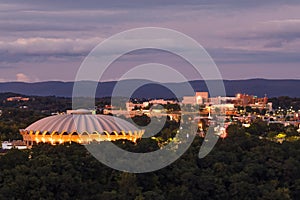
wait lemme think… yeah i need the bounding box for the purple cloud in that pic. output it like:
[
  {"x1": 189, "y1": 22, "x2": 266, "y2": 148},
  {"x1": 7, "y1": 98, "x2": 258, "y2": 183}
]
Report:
[{"x1": 0, "y1": 0, "x2": 300, "y2": 81}]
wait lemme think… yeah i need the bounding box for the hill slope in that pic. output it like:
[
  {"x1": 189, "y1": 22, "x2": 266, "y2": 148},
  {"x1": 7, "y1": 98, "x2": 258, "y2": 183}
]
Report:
[{"x1": 0, "y1": 79, "x2": 299, "y2": 98}]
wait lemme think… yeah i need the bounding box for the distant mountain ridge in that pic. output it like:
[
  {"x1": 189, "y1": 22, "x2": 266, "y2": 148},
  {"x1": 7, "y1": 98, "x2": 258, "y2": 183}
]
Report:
[{"x1": 0, "y1": 79, "x2": 299, "y2": 98}]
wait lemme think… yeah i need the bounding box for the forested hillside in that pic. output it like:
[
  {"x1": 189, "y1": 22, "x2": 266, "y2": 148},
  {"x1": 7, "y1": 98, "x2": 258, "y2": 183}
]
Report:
[{"x1": 0, "y1": 130, "x2": 299, "y2": 200}]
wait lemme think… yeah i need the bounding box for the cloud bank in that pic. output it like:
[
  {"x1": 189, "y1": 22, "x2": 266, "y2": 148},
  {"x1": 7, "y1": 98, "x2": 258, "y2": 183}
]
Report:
[{"x1": 0, "y1": 0, "x2": 299, "y2": 81}]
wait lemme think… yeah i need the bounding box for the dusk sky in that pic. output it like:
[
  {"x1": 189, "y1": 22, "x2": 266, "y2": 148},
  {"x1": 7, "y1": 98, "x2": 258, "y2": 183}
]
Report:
[{"x1": 1, "y1": 0, "x2": 300, "y2": 82}]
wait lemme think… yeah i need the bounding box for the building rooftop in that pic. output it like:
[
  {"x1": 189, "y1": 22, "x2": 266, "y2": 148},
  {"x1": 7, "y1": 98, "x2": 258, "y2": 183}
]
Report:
[{"x1": 24, "y1": 114, "x2": 140, "y2": 134}]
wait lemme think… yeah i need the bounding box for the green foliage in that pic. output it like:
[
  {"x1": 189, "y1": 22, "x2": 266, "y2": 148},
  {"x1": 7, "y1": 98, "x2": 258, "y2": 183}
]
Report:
[
  {"x1": 269, "y1": 123, "x2": 285, "y2": 133},
  {"x1": 163, "y1": 103, "x2": 180, "y2": 112},
  {"x1": 131, "y1": 114, "x2": 151, "y2": 126},
  {"x1": 245, "y1": 118, "x2": 268, "y2": 136},
  {"x1": 0, "y1": 108, "x2": 46, "y2": 140},
  {"x1": 0, "y1": 132, "x2": 299, "y2": 199},
  {"x1": 270, "y1": 96, "x2": 300, "y2": 110},
  {"x1": 0, "y1": 93, "x2": 73, "y2": 140},
  {"x1": 1, "y1": 93, "x2": 300, "y2": 199}
]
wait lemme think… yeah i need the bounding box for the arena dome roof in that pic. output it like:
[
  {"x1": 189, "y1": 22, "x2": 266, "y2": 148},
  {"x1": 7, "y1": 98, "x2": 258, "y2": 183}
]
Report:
[{"x1": 25, "y1": 114, "x2": 139, "y2": 133}]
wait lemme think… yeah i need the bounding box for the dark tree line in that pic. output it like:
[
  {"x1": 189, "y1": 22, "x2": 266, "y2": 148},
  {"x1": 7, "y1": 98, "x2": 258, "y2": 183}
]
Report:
[
  {"x1": 0, "y1": 129, "x2": 300, "y2": 199},
  {"x1": 269, "y1": 96, "x2": 300, "y2": 110}
]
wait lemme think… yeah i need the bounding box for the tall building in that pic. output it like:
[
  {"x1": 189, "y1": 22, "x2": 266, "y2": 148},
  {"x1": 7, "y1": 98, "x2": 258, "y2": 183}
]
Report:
[
  {"x1": 196, "y1": 92, "x2": 208, "y2": 104},
  {"x1": 182, "y1": 91, "x2": 209, "y2": 105}
]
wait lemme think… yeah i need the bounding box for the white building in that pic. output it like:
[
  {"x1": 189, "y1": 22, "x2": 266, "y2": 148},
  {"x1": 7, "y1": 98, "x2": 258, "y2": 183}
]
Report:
[
  {"x1": 182, "y1": 92, "x2": 209, "y2": 105},
  {"x1": 2, "y1": 141, "x2": 27, "y2": 150},
  {"x1": 208, "y1": 96, "x2": 237, "y2": 105},
  {"x1": 125, "y1": 102, "x2": 144, "y2": 111},
  {"x1": 148, "y1": 99, "x2": 177, "y2": 105},
  {"x1": 182, "y1": 96, "x2": 197, "y2": 105},
  {"x1": 211, "y1": 104, "x2": 235, "y2": 113}
]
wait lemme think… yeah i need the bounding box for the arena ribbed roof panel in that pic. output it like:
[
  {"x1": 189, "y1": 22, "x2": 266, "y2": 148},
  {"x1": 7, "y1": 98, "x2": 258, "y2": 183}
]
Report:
[{"x1": 25, "y1": 114, "x2": 139, "y2": 133}]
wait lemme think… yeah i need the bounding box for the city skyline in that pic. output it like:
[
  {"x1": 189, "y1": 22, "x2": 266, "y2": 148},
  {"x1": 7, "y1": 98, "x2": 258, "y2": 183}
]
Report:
[{"x1": 0, "y1": 0, "x2": 300, "y2": 82}]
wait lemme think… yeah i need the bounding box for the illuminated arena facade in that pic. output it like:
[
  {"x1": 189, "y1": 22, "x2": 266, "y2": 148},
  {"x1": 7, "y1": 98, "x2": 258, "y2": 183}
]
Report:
[{"x1": 20, "y1": 114, "x2": 144, "y2": 147}]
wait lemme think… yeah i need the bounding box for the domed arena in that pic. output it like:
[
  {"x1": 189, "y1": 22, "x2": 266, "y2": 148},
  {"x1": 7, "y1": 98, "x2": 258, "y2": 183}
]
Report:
[{"x1": 20, "y1": 114, "x2": 144, "y2": 147}]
